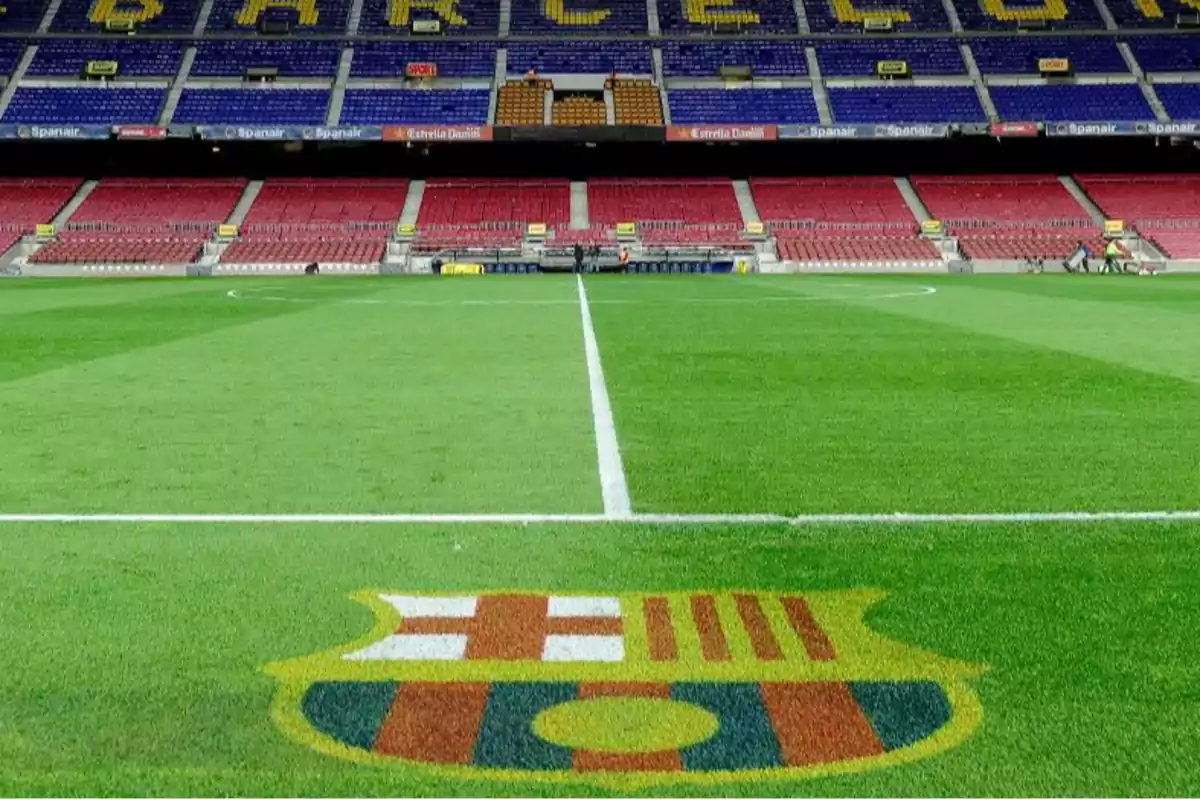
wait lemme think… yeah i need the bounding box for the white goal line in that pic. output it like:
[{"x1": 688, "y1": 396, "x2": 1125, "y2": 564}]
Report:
[{"x1": 1, "y1": 511, "x2": 1198, "y2": 525}]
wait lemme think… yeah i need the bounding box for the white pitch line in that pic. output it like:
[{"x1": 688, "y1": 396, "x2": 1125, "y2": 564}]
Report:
[
  {"x1": 576, "y1": 275, "x2": 633, "y2": 519},
  {"x1": 1, "y1": 511, "x2": 1199, "y2": 525}
]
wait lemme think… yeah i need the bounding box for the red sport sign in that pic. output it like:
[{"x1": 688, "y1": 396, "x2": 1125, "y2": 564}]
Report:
[{"x1": 405, "y1": 62, "x2": 438, "y2": 78}]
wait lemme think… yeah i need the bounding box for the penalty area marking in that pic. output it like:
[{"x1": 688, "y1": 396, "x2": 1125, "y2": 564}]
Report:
[{"x1": 2, "y1": 511, "x2": 1199, "y2": 525}]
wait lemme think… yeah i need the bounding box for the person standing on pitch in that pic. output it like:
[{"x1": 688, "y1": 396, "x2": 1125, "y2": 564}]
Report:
[
  {"x1": 573, "y1": 243, "x2": 584, "y2": 274},
  {"x1": 1103, "y1": 240, "x2": 1122, "y2": 274}
]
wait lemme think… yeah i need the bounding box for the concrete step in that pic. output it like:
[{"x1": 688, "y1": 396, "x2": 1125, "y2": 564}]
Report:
[{"x1": 570, "y1": 181, "x2": 589, "y2": 230}]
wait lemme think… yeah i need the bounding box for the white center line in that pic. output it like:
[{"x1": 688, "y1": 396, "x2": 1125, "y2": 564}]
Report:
[{"x1": 576, "y1": 274, "x2": 633, "y2": 519}]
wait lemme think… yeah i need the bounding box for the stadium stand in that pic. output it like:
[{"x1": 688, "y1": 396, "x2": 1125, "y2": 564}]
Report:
[
  {"x1": 30, "y1": 179, "x2": 245, "y2": 265},
  {"x1": 816, "y1": 39, "x2": 965, "y2": 76},
  {"x1": 507, "y1": 41, "x2": 652, "y2": 74},
  {"x1": 0, "y1": 179, "x2": 79, "y2": 255},
  {"x1": 27, "y1": 39, "x2": 185, "y2": 76},
  {"x1": 661, "y1": 40, "x2": 807, "y2": 77},
  {"x1": 1125, "y1": 36, "x2": 1200, "y2": 72},
  {"x1": 206, "y1": 0, "x2": 350, "y2": 32},
  {"x1": 357, "y1": 0, "x2": 500, "y2": 34},
  {"x1": 552, "y1": 94, "x2": 607, "y2": 125},
  {"x1": 496, "y1": 79, "x2": 550, "y2": 125},
  {"x1": 912, "y1": 175, "x2": 1107, "y2": 261},
  {"x1": 751, "y1": 177, "x2": 917, "y2": 225},
  {"x1": 49, "y1": 0, "x2": 197, "y2": 30},
  {"x1": 988, "y1": 84, "x2": 1155, "y2": 122},
  {"x1": 952, "y1": 0, "x2": 1103, "y2": 29},
  {"x1": 221, "y1": 179, "x2": 407, "y2": 265},
  {"x1": 349, "y1": 41, "x2": 497, "y2": 78},
  {"x1": 1, "y1": 87, "x2": 165, "y2": 124},
  {"x1": 0, "y1": 0, "x2": 48, "y2": 30},
  {"x1": 751, "y1": 177, "x2": 934, "y2": 263},
  {"x1": 609, "y1": 79, "x2": 664, "y2": 124},
  {"x1": 969, "y1": 37, "x2": 1128, "y2": 74},
  {"x1": 658, "y1": 0, "x2": 798, "y2": 33},
  {"x1": 412, "y1": 179, "x2": 567, "y2": 251},
  {"x1": 190, "y1": 40, "x2": 342, "y2": 77},
  {"x1": 171, "y1": 88, "x2": 331, "y2": 125},
  {"x1": 803, "y1": 0, "x2": 950, "y2": 32},
  {"x1": 669, "y1": 88, "x2": 821, "y2": 124},
  {"x1": 0, "y1": 39, "x2": 25, "y2": 76},
  {"x1": 1077, "y1": 174, "x2": 1200, "y2": 258},
  {"x1": 589, "y1": 179, "x2": 743, "y2": 246},
  {"x1": 508, "y1": 0, "x2": 646, "y2": 33},
  {"x1": 1107, "y1": 0, "x2": 1200, "y2": 27},
  {"x1": 828, "y1": 86, "x2": 985, "y2": 123},
  {"x1": 339, "y1": 89, "x2": 491, "y2": 124},
  {"x1": 1148, "y1": 83, "x2": 1200, "y2": 121}
]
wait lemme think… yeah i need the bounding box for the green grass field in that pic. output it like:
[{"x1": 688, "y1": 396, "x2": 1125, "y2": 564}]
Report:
[{"x1": 1, "y1": 273, "x2": 1198, "y2": 796}]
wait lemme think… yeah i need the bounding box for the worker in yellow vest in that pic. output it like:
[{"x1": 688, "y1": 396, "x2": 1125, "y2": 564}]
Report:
[{"x1": 1103, "y1": 240, "x2": 1122, "y2": 274}]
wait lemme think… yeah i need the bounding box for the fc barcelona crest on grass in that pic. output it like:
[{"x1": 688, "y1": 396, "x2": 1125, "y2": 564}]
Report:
[{"x1": 265, "y1": 590, "x2": 986, "y2": 787}]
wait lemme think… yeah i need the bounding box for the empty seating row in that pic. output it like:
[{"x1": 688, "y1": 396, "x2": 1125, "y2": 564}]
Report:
[
  {"x1": 777, "y1": 236, "x2": 939, "y2": 261},
  {"x1": 589, "y1": 179, "x2": 742, "y2": 224},
  {"x1": 340, "y1": 89, "x2": 490, "y2": 125},
  {"x1": 495, "y1": 79, "x2": 548, "y2": 125},
  {"x1": 350, "y1": 40, "x2": 496, "y2": 77},
  {"x1": 751, "y1": 177, "x2": 916, "y2": 225},
  {"x1": 1077, "y1": 173, "x2": 1200, "y2": 258},
  {"x1": 507, "y1": 41, "x2": 652, "y2": 74},
  {"x1": 828, "y1": 86, "x2": 985, "y2": 123},
  {"x1": 220, "y1": 240, "x2": 385, "y2": 263},
  {"x1": 172, "y1": 88, "x2": 330, "y2": 124},
  {"x1": 669, "y1": 89, "x2": 820, "y2": 124},
  {"x1": 610, "y1": 79, "x2": 664, "y2": 125},
  {"x1": 1, "y1": 87, "x2": 164, "y2": 123},
  {"x1": 912, "y1": 176, "x2": 1091, "y2": 224},
  {"x1": 955, "y1": 231, "x2": 1114, "y2": 260},
  {"x1": 418, "y1": 180, "x2": 571, "y2": 227},
  {"x1": 988, "y1": 83, "x2": 1154, "y2": 122},
  {"x1": 552, "y1": 95, "x2": 607, "y2": 125},
  {"x1": 30, "y1": 239, "x2": 204, "y2": 264}
]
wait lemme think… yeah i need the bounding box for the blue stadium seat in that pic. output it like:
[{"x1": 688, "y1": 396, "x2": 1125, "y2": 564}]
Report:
[
  {"x1": 658, "y1": 0, "x2": 797, "y2": 33},
  {"x1": 28, "y1": 39, "x2": 184, "y2": 76},
  {"x1": 507, "y1": 41, "x2": 651, "y2": 73},
  {"x1": 358, "y1": 0, "x2": 499, "y2": 33},
  {"x1": 0, "y1": 40, "x2": 25, "y2": 75},
  {"x1": 1127, "y1": 36, "x2": 1200, "y2": 72},
  {"x1": 970, "y1": 37, "x2": 1127, "y2": 74},
  {"x1": 1, "y1": 87, "x2": 165, "y2": 123},
  {"x1": 206, "y1": 0, "x2": 349, "y2": 32},
  {"x1": 668, "y1": 88, "x2": 820, "y2": 123},
  {"x1": 172, "y1": 88, "x2": 330, "y2": 124},
  {"x1": 191, "y1": 39, "x2": 341, "y2": 76},
  {"x1": 339, "y1": 89, "x2": 490, "y2": 124},
  {"x1": 1150, "y1": 83, "x2": 1200, "y2": 120},
  {"x1": 508, "y1": 0, "x2": 645, "y2": 33},
  {"x1": 803, "y1": 0, "x2": 950, "y2": 32},
  {"x1": 952, "y1": 0, "x2": 1102, "y2": 30},
  {"x1": 989, "y1": 83, "x2": 1154, "y2": 121},
  {"x1": 350, "y1": 41, "x2": 496, "y2": 77},
  {"x1": 0, "y1": 0, "x2": 48, "y2": 30},
  {"x1": 828, "y1": 86, "x2": 985, "y2": 122},
  {"x1": 1108, "y1": 0, "x2": 1197, "y2": 27},
  {"x1": 817, "y1": 39, "x2": 964, "y2": 76},
  {"x1": 661, "y1": 41, "x2": 807, "y2": 76},
  {"x1": 50, "y1": 0, "x2": 199, "y2": 30}
]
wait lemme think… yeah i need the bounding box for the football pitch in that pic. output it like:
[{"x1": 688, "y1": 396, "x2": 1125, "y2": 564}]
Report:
[{"x1": 1, "y1": 273, "x2": 1198, "y2": 796}]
